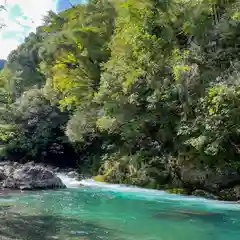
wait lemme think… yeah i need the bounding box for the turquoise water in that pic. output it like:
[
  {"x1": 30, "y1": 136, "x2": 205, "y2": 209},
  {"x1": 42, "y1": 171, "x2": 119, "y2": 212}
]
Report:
[{"x1": 1, "y1": 179, "x2": 240, "y2": 240}]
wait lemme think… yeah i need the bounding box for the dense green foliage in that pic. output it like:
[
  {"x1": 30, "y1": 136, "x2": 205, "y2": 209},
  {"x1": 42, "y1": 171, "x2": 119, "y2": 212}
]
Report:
[{"x1": 0, "y1": 0, "x2": 240, "y2": 187}]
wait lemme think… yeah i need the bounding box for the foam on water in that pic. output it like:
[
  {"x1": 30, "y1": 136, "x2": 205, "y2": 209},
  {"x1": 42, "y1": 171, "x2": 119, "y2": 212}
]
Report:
[
  {"x1": 57, "y1": 173, "x2": 83, "y2": 188},
  {"x1": 57, "y1": 173, "x2": 240, "y2": 212}
]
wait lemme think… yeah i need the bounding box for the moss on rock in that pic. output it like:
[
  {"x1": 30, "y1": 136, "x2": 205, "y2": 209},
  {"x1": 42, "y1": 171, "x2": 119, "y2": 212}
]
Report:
[
  {"x1": 93, "y1": 175, "x2": 106, "y2": 182},
  {"x1": 167, "y1": 188, "x2": 186, "y2": 194}
]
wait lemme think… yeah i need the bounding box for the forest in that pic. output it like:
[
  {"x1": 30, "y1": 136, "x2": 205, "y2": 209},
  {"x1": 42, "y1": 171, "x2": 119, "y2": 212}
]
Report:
[{"x1": 0, "y1": 0, "x2": 240, "y2": 192}]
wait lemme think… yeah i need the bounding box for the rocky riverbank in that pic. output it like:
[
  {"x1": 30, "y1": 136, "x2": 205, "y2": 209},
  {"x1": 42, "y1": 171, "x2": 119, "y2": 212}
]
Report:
[
  {"x1": 1, "y1": 159, "x2": 240, "y2": 202},
  {"x1": 158, "y1": 159, "x2": 240, "y2": 201},
  {"x1": 98, "y1": 157, "x2": 240, "y2": 201}
]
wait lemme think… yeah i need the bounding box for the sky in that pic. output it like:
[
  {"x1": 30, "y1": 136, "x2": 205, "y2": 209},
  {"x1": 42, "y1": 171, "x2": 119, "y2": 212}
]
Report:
[
  {"x1": 56, "y1": 0, "x2": 83, "y2": 12},
  {"x1": 0, "y1": 0, "x2": 83, "y2": 59}
]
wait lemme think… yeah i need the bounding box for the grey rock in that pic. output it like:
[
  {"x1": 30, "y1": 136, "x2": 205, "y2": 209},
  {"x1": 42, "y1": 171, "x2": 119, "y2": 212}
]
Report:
[
  {"x1": 3, "y1": 165, "x2": 66, "y2": 190},
  {"x1": 13, "y1": 162, "x2": 20, "y2": 168},
  {"x1": 192, "y1": 189, "x2": 218, "y2": 200},
  {"x1": 178, "y1": 163, "x2": 240, "y2": 192},
  {"x1": 0, "y1": 167, "x2": 7, "y2": 181},
  {"x1": 25, "y1": 161, "x2": 35, "y2": 166},
  {"x1": 220, "y1": 186, "x2": 240, "y2": 201}
]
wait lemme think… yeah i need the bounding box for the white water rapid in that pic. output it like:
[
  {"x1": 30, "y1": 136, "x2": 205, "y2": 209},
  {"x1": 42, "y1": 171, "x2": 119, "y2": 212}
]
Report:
[
  {"x1": 56, "y1": 172, "x2": 240, "y2": 212},
  {"x1": 57, "y1": 173, "x2": 83, "y2": 188}
]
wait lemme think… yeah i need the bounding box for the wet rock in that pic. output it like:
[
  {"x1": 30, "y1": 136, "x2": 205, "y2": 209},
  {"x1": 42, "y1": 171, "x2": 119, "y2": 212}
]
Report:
[
  {"x1": 192, "y1": 189, "x2": 218, "y2": 200},
  {"x1": 3, "y1": 165, "x2": 15, "y2": 176},
  {"x1": 25, "y1": 161, "x2": 35, "y2": 166},
  {"x1": 13, "y1": 162, "x2": 20, "y2": 168},
  {"x1": 179, "y1": 164, "x2": 207, "y2": 188},
  {"x1": 54, "y1": 167, "x2": 60, "y2": 172}
]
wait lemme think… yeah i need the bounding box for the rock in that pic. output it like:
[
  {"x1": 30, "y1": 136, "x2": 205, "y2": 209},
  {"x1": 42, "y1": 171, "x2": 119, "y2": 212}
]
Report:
[
  {"x1": 192, "y1": 189, "x2": 218, "y2": 200},
  {"x1": 167, "y1": 188, "x2": 186, "y2": 194},
  {"x1": 3, "y1": 165, "x2": 15, "y2": 176},
  {"x1": 179, "y1": 163, "x2": 240, "y2": 192},
  {"x1": 54, "y1": 167, "x2": 60, "y2": 172},
  {"x1": 0, "y1": 161, "x2": 11, "y2": 167},
  {"x1": 13, "y1": 162, "x2": 20, "y2": 168},
  {"x1": 0, "y1": 167, "x2": 7, "y2": 181},
  {"x1": 219, "y1": 186, "x2": 240, "y2": 201},
  {"x1": 0, "y1": 156, "x2": 7, "y2": 161},
  {"x1": 2, "y1": 165, "x2": 66, "y2": 190}
]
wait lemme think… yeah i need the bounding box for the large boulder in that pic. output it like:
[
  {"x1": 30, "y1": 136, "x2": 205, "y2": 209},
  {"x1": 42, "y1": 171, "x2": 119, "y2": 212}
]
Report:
[
  {"x1": 0, "y1": 161, "x2": 11, "y2": 166},
  {"x1": 178, "y1": 163, "x2": 240, "y2": 192},
  {"x1": 2, "y1": 165, "x2": 66, "y2": 190}
]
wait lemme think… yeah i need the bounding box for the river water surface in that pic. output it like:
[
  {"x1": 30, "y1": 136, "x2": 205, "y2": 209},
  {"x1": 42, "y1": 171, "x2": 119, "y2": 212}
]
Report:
[{"x1": 1, "y1": 175, "x2": 240, "y2": 240}]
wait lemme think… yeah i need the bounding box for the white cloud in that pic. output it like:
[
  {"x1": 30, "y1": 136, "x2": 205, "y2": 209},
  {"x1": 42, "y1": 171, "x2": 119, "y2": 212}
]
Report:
[
  {"x1": 7, "y1": 0, "x2": 57, "y2": 33},
  {"x1": 0, "y1": 37, "x2": 20, "y2": 59},
  {"x1": 0, "y1": 0, "x2": 57, "y2": 59},
  {"x1": 0, "y1": 5, "x2": 23, "y2": 32}
]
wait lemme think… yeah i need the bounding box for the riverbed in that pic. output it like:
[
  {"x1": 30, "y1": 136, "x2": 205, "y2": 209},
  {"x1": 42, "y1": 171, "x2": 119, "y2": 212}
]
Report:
[{"x1": 1, "y1": 176, "x2": 240, "y2": 240}]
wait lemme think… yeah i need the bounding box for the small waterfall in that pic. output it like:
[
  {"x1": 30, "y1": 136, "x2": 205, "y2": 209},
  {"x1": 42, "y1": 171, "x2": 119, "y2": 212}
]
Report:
[
  {"x1": 57, "y1": 173, "x2": 83, "y2": 188},
  {"x1": 57, "y1": 172, "x2": 110, "y2": 188}
]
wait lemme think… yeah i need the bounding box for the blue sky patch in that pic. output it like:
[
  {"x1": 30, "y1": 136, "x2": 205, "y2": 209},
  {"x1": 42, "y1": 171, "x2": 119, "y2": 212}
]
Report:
[
  {"x1": 0, "y1": 0, "x2": 86, "y2": 59},
  {"x1": 0, "y1": 0, "x2": 58, "y2": 59}
]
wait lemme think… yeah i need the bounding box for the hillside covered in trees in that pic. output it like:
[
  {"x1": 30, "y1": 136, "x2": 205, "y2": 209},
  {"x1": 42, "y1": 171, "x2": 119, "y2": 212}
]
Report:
[{"x1": 0, "y1": 0, "x2": 240, "y2": 199}]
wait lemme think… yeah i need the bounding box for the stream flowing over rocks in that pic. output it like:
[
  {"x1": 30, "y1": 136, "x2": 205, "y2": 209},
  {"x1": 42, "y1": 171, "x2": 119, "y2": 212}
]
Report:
[
  {"x1": 0, "y1": 161, "x2": 67, "y2": 190},
  {"x1": 1, "y1": 159, "x2": 240, "y2": 201}
]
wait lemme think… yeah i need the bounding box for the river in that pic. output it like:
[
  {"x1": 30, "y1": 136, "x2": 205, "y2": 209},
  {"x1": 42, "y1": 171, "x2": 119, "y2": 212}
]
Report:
[{"x1": 0, "y1": 174, "x2": 240, "y2": 239}]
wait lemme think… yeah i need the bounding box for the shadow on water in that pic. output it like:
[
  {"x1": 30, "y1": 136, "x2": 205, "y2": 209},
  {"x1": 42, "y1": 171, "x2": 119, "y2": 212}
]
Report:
[
  {"x1": 152, "y1": 209, "x2": 227, "y2": 221},
  {"x1": 0, "y1": 212, "x2": 117, "y2": 240},
  {"x1": 152, "y1": 208, "x2": 240, "y2": 232}
]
